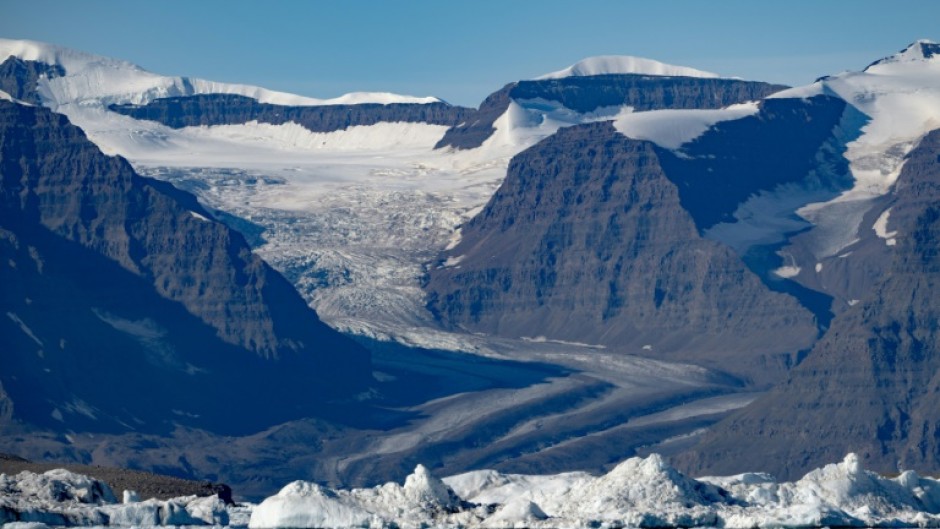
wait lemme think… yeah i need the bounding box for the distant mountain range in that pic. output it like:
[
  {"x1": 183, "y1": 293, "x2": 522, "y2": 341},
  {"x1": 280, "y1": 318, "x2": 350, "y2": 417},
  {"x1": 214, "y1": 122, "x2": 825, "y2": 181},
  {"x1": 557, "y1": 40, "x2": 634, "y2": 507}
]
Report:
[{"x1": 2, "y1": 37, "x2": 940, "y2": 490}]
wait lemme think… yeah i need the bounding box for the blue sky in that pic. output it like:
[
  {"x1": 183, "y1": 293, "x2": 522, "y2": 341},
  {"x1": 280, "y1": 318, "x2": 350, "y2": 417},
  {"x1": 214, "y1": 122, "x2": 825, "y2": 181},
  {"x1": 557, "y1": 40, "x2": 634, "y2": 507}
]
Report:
[{"x1": 1, "y1": 0, "x2": 938, "y2": 107}]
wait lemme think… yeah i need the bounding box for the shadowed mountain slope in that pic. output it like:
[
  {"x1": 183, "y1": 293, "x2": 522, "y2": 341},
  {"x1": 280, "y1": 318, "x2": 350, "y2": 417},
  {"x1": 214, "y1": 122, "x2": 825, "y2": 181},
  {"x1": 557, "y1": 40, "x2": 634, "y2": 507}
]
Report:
[{"x1": 678, "y1": 128, "x2": 940, "y2": 480}]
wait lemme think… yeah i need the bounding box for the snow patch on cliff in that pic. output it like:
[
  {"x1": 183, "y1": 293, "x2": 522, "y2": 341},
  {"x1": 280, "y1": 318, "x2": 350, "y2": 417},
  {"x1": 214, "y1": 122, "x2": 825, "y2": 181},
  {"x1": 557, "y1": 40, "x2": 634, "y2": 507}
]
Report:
[{"x1": 613, "y1": 102, "x2": 759, "y2": 149}]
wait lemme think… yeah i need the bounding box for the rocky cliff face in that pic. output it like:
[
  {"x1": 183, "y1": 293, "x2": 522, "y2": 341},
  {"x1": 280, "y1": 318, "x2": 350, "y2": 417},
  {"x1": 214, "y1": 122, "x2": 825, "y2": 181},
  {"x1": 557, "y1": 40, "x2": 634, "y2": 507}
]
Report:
[
  {"x1": 435, "y1": 75, "x2": 786, "y2": 150},
  {"x1": 659, "y1": 96, "x2": 852, "y2": 232},
  {"x1": 512, "y1": 75, "x2": 787, "y2": 114},
  {"x1": 0, "y1": 57, "x2": 64, "y2": 104},
  {"x1": 109, "y1": 94, "x2": 474, "y2": 133},
  {"x1": 434, "y1": 83, "x2": 514, "y2": 150},
  {"x1": 0, "y1": 99, "x2": 371, "y2": 435},
  {"x1": 678, "y1": 128, "x2": 940, "y2": 480},
  {"x1": 659, "y1": 95, "x2": 856, "y2": 327},
  {"x1": 425, "y1": 122, "x2": 817, "y2": 385}
]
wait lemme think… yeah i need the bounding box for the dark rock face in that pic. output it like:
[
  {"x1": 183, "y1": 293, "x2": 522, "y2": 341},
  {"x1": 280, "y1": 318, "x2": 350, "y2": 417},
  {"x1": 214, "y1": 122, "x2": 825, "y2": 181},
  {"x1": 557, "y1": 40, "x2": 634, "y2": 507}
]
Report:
[
  {"x1": 659, "y1": 96, "x2": 852, "y2": 231},
  {"x1": 434, "y1": 83, "x2": 514, "y2": 150},
  {"x1": 0, "y1": 382, "x2": 12, "y2": 423},
  {"x1": 425, "y1": 122, "x2": 816, "y2": 385},
  {"x1": 656, "y1": 95, "x2": 858, "y2": 328},
  {"x1": 511, "y1": 75, "x2": 787, "y2": 114},
  {"x1": 0, "y1": 99, "x2": 371, "y2": 435},
  {"x1": 0, "y1": 57, "x2": 64, "y2": 104},
  {"x1": 435, "y1": 75, "x2": 786, "y2": 150},
  {"x1": 920, "y1": 41, "x2": 940, "y2": 59},
  {"x1": 109, "y1": 94, "x2": 474, "y2": 133},
  {"x1": 678, "y1": 128, "x2": 940, "y2": 480}
]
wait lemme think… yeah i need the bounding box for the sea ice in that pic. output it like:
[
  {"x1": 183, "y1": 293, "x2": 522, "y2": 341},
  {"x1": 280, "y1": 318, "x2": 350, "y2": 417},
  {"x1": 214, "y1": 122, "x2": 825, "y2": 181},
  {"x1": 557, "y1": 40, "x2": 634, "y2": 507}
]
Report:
[
  {"x1": 0, "y1": 469, "x2": 229, "y2": 527},
  {"x1": 6, "y1": 454, "x2": 940, "y2": 528},
  {"x1": 248, "y1": 453, "x2": 940, "y2": 529}
]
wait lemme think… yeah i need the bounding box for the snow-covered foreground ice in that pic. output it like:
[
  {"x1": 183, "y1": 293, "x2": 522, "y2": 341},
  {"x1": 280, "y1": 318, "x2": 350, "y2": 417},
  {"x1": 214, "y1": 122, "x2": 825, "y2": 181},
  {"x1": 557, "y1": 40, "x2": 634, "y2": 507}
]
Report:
[
  {"x1": 0, "y1": 469, "x2": 231, "y2": 527},
  {"x1": 246, "y1": 453, "x2": 940, "y2": 529},
  {"x1": 8, "y1": 454, "x2": 940, "y2": 528}
]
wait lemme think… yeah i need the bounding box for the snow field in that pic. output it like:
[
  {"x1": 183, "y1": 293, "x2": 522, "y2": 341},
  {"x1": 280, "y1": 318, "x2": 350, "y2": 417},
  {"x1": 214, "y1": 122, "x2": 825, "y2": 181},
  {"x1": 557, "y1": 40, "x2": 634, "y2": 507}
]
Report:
[
  {"x1": 537, "y1": 55, "x2": 721, "y2": 80},
  {"x1": 0, "y1": 38, "x2": 439, "y2": 107},
  {"x1": 774, "y1": 40, "x2": 940, "y2": 258},
  {"x1": 612, "y1": 102, "x2": 759, "y2": 149}
]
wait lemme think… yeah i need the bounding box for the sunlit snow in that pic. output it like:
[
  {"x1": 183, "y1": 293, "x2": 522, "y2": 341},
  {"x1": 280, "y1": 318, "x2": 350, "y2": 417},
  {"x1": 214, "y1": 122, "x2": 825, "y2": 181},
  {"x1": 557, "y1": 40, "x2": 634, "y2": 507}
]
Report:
[
  {"x1": 251, "y1": 453, "x2": 940, "y2": 529},
  {"x1": 772, "y1": 39, "x2": 940, "y2": 258},
  {"x1": 9, "y1": 454, "x2": 940, "y2": 528},
  {"x1": 873, "y1": 207, "x2": 898, "y2": 246},
  {"x1": 537, "y1": 55, "x2": 721, "y2": 80},
  {"x1": 612, "y1": 102, "x2": 759, "y2": 149},
  {"x1": 0, "y1": 38, "x2": 440, "y2": 107}
]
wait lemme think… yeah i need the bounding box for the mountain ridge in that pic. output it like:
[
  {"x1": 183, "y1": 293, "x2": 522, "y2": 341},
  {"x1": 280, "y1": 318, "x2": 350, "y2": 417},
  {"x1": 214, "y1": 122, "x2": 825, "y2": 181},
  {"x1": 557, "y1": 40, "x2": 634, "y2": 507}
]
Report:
[
  {"x1": 0, "y1": 96, "x2": 372, "y2": 435},
  {"x1": 677, "y1": 126, "x2": 940, "y2": 480}
]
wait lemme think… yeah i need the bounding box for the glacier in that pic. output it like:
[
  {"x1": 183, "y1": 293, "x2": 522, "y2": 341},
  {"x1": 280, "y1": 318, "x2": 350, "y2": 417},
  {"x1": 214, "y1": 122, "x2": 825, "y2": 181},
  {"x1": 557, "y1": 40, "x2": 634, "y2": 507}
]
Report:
[
  {"x1": 0, "y1": 37, "x2": 634, "y2": 346},
  {"x1": 7, "y1": 454, "x2": 940, "y2": 528},
  {"x1": 5, "y1": 36, "x2": 939, "y2": 349}
]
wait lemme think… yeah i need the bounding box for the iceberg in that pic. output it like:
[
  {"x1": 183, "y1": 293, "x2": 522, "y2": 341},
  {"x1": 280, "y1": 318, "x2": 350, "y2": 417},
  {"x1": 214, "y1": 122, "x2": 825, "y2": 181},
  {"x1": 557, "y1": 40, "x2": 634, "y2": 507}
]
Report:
[
  {"x1": 250, "y1": 454, "x2": 940, "y2": 529},
  {"x1": 0, "y1": 468, "x2": 229, "y2": 526},
  {"x1": 6, "y1": 454, "x2": 940, "y2": 528}
]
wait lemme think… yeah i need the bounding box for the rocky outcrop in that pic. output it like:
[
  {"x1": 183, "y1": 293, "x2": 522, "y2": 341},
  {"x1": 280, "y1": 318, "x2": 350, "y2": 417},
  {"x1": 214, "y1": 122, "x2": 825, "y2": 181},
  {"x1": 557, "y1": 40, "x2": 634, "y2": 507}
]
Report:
[
  {"x1": 0, "y1": 99, "x2": 371, "y2": 434},
  {"x1": 0, "y1": 456, "x2": 233, "y2": 503},
  {"x1": 434, "y1": 83, "x2": 514, "y2": 150},
  {"x1": 435, "y1": 75, "x2": 786, "y2": 150},
  {"x1": 425, "y1": 122, "x2": 816, "y2": 385},
  {"x1": 0, "y1": 57, "x2": 64, "y2": 104},
  {"x1": 109, "y1": 94, "x2": 474, "y2": 133},
  {"x1": 0, "y1": 382, "x2": 12, "y2": 423},
  {"x1": 679, "y1": 128, "x2": 940, "y2": 480}
]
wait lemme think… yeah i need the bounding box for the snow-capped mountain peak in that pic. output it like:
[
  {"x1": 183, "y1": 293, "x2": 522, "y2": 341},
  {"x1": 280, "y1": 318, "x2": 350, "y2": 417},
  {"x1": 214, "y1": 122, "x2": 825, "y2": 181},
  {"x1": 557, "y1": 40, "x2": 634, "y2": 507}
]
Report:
[
  {"x1": 760, "y1": 39, "x2": 940, "y2": 262},
  {"x1": 0, "y1": 37, "x2": 143, "y2": 75},
  {"x1": 536, "y1": 55, "x2": 720, "y2": 80},
  {"x1": 0, "y1": 37, "x2": 441, "y2": 107},
  {"x1": 865, "y1": 39, "x2": 940, "y2": 70}
]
